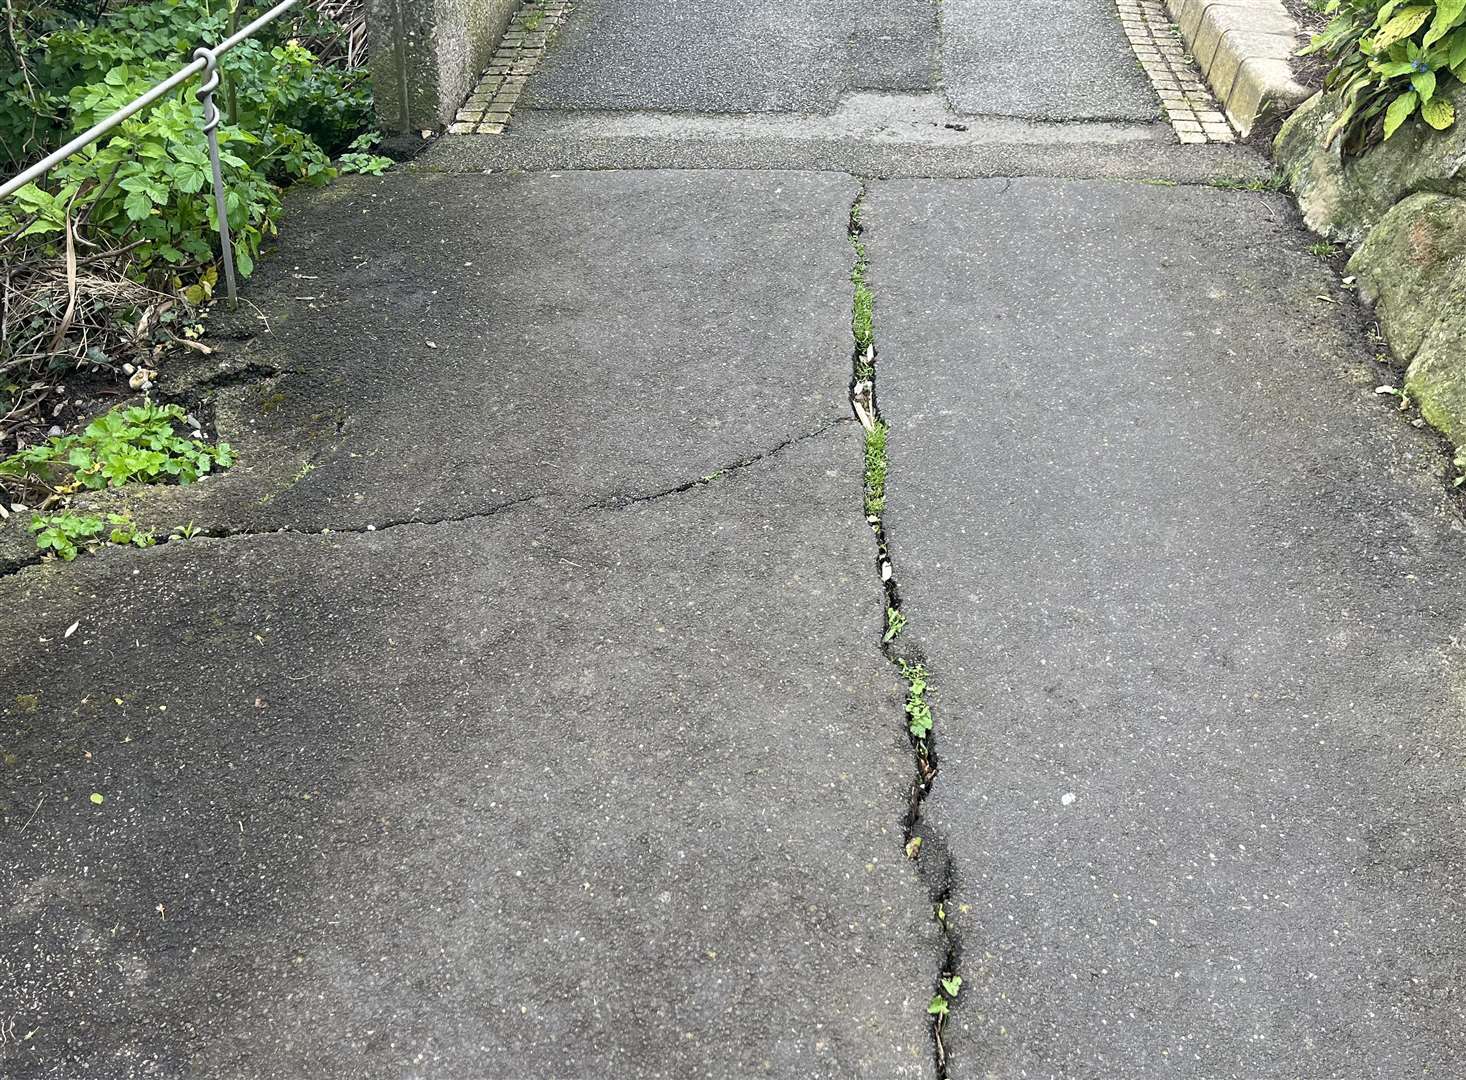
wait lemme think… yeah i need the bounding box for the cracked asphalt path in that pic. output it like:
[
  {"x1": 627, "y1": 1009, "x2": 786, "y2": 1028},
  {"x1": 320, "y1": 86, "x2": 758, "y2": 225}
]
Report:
[
  {"x1": 5, "y1": 1, "x2": 1466, "y2": 1078},
  {"x1": 871, "y1": 179, "x2": 1466, "y2": 1076}
]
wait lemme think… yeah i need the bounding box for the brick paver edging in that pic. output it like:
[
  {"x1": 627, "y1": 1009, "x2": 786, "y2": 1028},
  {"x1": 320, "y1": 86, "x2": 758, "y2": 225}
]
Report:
[
  {"x1": 1117, "y1": 0, "x2": 1238, "y2": 143},
  {"x1": 449, "y1": 1, "x2": 572, "y2": 135}
]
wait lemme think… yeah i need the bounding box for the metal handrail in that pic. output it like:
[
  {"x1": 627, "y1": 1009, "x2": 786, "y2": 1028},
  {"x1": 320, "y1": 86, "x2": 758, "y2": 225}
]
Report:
[{"x1": 0, "y1": 0, "x2": 301, "y2": 307}]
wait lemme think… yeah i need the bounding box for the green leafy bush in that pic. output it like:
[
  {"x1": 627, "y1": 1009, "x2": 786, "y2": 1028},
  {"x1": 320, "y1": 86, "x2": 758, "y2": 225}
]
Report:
[
  {"x1": 1, "y1": 0, "x2": 370, "y2": 288},
  {"x1": 1, "y1": 400, "x2": 233, "y2": 494},
  {"x1": 1306, "y1": 0, "x2": 1466, "y2": 152}
]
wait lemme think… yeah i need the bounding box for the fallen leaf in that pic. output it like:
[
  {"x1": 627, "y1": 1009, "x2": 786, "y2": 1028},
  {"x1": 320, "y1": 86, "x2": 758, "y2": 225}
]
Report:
[
  {"x1": 64, "y1": 621, "x2": 79, "y2": 639},
  {"x1": 90, "y1": 792, "x2": 104, "y2": 805}
]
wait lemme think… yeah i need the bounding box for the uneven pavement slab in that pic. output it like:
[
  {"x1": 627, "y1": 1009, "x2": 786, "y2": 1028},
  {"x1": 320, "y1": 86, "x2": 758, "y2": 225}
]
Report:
[
  {"x1": 89, "y1": 170, "x2": 858, "y2": 540},
  {"x1": 942, "y1": 0, "x2": 1160, "y2": 121},
  {"x1": 526, "y1": 0, "x2": 940, "y2": 113},
  {"x1": 0, "y1": 431, "x2": 943, "y2": 1079},
  {"x1": 867, "y1": 178, "x2": 1466, "y2": 1076},
  {"x1": 419, "y1": 106, "x2": 1267, "y2": 182}
]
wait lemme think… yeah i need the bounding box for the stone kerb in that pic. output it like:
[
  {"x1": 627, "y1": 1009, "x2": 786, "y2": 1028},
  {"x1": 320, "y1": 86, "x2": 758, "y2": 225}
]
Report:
[{"x1": 1165, "y1": 0, "x2": 1311, "y2": 135}]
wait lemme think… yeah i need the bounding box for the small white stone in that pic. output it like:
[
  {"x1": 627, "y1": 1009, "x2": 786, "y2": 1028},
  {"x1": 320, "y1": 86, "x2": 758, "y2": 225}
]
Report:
[{"x1": 1061, "y1": 792, "x2": 1077, "y2": 806}]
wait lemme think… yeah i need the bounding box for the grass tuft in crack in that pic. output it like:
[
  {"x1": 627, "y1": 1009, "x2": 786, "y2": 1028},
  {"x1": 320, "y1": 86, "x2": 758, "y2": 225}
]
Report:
[
  {"x1": 864, "y1": 422, "x2": 888, "y2": 516},
  {"x1": 847, "y1": 183, "x2": 959, "y2": 1078}
]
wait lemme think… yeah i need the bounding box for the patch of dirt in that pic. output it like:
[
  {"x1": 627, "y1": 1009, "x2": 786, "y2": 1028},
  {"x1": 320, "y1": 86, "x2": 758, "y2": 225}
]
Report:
[
  {"x1": 1242, "y1": 0, "x2": 1331, "y2": 149},
  {"x1": 1281, "y1": 0, "x2": 1332, "y2": 90}
]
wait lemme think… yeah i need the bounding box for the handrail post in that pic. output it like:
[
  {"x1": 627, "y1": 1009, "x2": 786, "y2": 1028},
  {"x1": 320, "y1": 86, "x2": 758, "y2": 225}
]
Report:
[{"x1": 192, "y1": 46, "x2": 238, "y2": 310}]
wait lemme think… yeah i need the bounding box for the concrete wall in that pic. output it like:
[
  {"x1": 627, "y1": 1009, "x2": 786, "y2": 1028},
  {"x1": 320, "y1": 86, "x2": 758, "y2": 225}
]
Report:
[{"x1": 368, "y1": 0, "x2": 520, "y2": 133}]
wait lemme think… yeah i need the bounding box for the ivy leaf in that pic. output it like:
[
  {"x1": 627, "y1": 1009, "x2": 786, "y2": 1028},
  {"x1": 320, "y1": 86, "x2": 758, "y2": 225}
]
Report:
[
  {"x1": 942, "y1": 976, "x2": 964, "y2": 997},
  {"x1": 1384, "y1": 89, "x2": 1420, "y2": 137},
  {"x1": 1421, "y1": 96, "x2": 1455, "y2": 128},
  {"x1": 927, "y1": 995, "x2": 950, "y2": 1017}
]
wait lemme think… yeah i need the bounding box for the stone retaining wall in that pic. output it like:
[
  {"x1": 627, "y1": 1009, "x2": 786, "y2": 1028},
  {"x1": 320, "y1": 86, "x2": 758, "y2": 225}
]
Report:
[{"x1": 1277, "y1": 86, "x2": 1466, "y2": 454}]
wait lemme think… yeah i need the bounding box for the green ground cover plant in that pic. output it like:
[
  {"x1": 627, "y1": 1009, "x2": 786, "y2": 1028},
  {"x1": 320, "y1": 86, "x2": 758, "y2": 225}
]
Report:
[
  {"x1": 1, "y1": 400, "x2": 232, "y2": 494},
  {"x1": 2, "y1": 399, "x2": 232, "y2": 559},
  {"x1": 1305, "y1": 0, "x2": 1466, "y2": 152},
  {"x1": 29, "y1": 509, "x2": 155, "y2": 560}
]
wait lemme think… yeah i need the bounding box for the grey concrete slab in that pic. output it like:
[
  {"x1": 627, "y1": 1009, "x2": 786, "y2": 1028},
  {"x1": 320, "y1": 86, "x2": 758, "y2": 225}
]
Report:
[
  {"x1": 527, "y1": 0, "x2": 851, "y2": 113},
  {"x1": 0, "y1": 430, "x2": 943, "y2": 1079},
  {"x1": 852, "y1": 1, "x2": 940, "y2": 92},
  {"x1": 115, "y1": 170, "x2": 857, "y2": 539},
  {"x1": 525, "y1": 0, "x2": 941, "y2": 113},
  {"x1": 866, "y1": 178, "x2": 1466, "y2": 1076},
  {"x1": 943, "y1": 0, "x2": 1161, "y2": 120}
]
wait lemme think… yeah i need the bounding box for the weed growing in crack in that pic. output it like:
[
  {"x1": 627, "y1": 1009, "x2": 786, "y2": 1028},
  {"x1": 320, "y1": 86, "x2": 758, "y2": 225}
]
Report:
[
  {"x1": 929, "y1": 975, "x2": 962, "y2": 1020},
  {"x1": 1309, "y1": 240, "x2": 1340, "y2": 258},
  {"x1": 29, "y1": 511, "x2": 155, "y2": 562},
  {"x1": 1, "y1": 401, "x2": 233, "y2": 498},
  {"x1": 901, "y1": 660, "x2": 934, "y2": 739},
  {"x1": 864, "y1": 422, "x2": 889, "y2": 517},
  {"x1": 847, "y1": 186, "x2": 960, "y2": 1079}
]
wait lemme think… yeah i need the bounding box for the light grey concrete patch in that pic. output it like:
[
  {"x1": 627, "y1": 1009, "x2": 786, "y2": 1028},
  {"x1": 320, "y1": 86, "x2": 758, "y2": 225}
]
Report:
[
  {"x1": 417, "y1": 126, "x2": 1271, "y2": 181},
  {"x1": 511, "y1": 93, "x2": 1169, "y2": 147},
  {"x1": 866, "y1": 176, "x2": 1466, "y2": 1077},
  {"x1": 943, "y1": 0, "x2": 1161, "y2": 121},
  {"x1": 0, "y1": 430, "x2": 944, "y2": 1079}
]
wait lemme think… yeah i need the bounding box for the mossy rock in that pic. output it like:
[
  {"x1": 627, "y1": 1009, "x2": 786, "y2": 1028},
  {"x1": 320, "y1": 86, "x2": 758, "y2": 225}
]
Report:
[
  {"x1": 1348, "y1": 192, "x2": 1466, "y2": 362},
  {"x1": 1405, "y1": 275, "x2": 1466, "y2": 451},
  {"x1": 1276, "y1": 83, "x2": 1466, "y2": 245}
]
